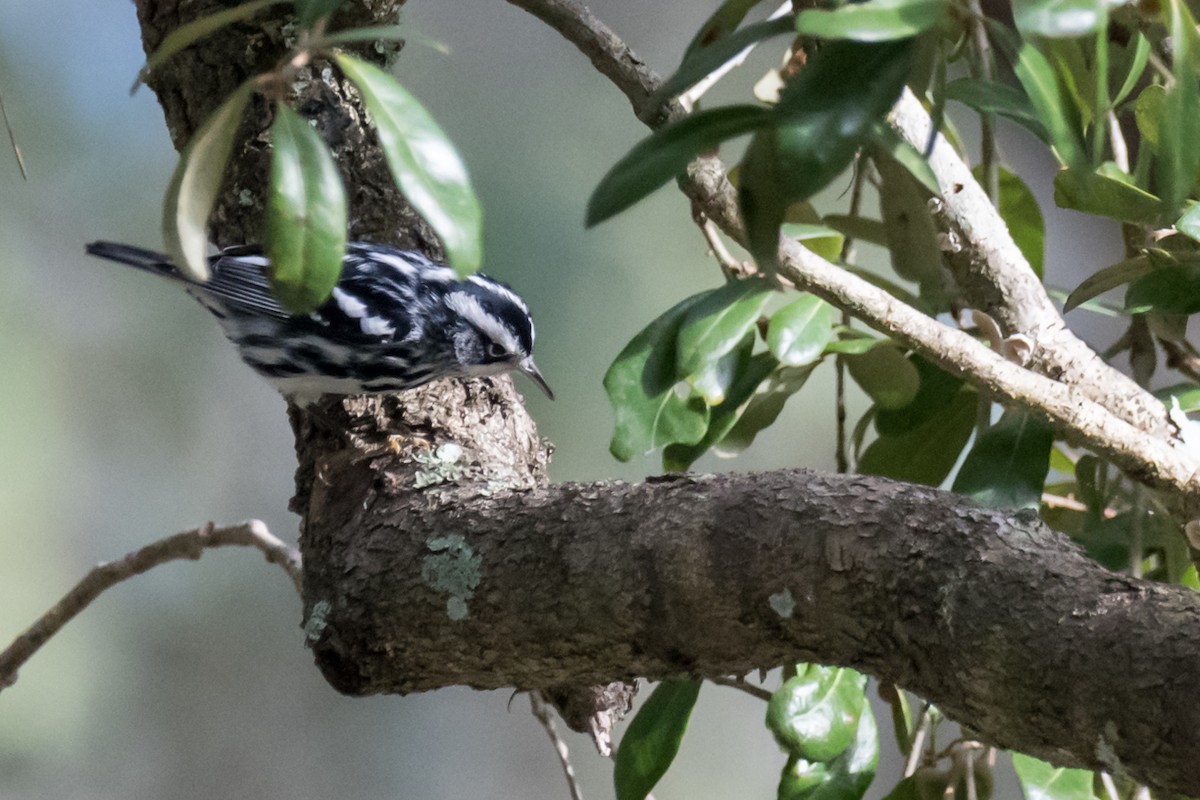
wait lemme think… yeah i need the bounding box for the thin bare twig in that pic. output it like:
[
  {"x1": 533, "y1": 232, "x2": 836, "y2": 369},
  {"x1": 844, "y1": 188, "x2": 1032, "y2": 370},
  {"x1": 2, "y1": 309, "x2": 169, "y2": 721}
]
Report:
[
  {"x1": 904, "y1": 704, "x2": 933, "y2": 777},
  {"x1": 530, "y1": 691, "x2": 586, "y2": 800},
  {"x1": 0, "y1": 86, "x2": 27, "y2": 180},
  {"x1": 0, "y1": 520, "x2": 301, "y2": 691},
  {"x1": 708, "y1": 675, "x2": 774, "y2": 701}
]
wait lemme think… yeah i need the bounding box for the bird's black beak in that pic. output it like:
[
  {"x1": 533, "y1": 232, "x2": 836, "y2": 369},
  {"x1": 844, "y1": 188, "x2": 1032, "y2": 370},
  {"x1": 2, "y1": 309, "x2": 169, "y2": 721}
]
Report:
[{"x1": 519, "y1": 357, "x2": 554, "y2": 400}]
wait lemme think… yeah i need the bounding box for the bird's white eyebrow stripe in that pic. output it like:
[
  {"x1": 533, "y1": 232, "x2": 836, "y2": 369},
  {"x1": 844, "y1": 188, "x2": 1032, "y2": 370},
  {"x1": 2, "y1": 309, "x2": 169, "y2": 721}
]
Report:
[
  {"x1": 444, "y1": 291, "x2": 520, "y2": 353},
  {"x1": 468, "y1": 275, "x2": 528, "y2": 312}
]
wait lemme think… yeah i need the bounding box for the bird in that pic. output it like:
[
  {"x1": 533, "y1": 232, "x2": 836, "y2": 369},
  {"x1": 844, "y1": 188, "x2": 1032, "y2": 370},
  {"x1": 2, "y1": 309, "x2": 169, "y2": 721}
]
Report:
[{"x1": 86, "y1": 241, "x2": 553, "y2": 405}]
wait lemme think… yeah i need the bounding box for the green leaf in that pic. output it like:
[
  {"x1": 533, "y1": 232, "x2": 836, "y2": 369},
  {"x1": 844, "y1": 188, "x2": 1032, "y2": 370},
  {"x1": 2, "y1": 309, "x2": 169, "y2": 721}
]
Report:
[
  {"x1": 1134, "y1": 84, "x2": 1165, "y2": 149},
  {"x1": 1013, "y1": 42, "x2": 1086, "y2": 169},
  {"x1": 879, "y1": 777, "x2": 922, "y2": 800},
  {"x1": 614, "y1": 679, "x2": 701, "y2": 800},
  {"x1": 683, "y1": 0, "x2": 773, "y2": 55},
  {"x1": 1155, "y1": 382, "x2": 1200, "y2": 412},
  {"x1": 265, "y1": 104, "x2": 348, "y2": 313},
  {"x1": 715, "y1": 363, "x2": 819, "y2": 453},
  {"x1": 295, "y1": 0, "x2": 343, "y2": 28},
  {"x1": 952, "y1": 410, "x2": 1054, "y2": 509},
  {"x1": 1063, "y1": 254, "x2": 1154, "y2": 312},
  {"x1": 588, "y1": 105, "x2": 773, "y2": 226},
  {"x1": 874, "y1": 355, "x2": 962, "y2": 435},
  {"x1": 871, "y1": 123, "x2": 940, "y2": 195},
  {"x1": 795, "y1": 0, "x2": 946, "y2": 41},
  {"x1": 133, "y1": 0, "x2": 289, "y2": 93},
  {"x1": 1111, "y1": 32, "x2": 1150, "y2": 107},
  {"x1": 740, "y1": 39, "x2": 915, "y2": 266},
  {"x1": 664, "y1": 351, "x2": 779, "y2": 469},
  {"x1": 777, "y1": 704, "x2": 878, "y2": 800},
  {"x1": 876, "y1": 152, "x2": 948, "y2": 310},
  {"x1": 769, "y1": 295, "x2": 837, "y2": 366},
  {"x1": 1011, "y1": 753, "x2": 1097, "y2": 800},
  {"x1": 677, "y1": 278, "x2": 775, "y2": 376},
  {"x1": 653, "y1": 17, "x2": 795, "y2": 105},
  {"x1": 1177, "y1": 203, "x2": 1200, "y2": 243},
  {"x1": 1158, "y1": 0, "x2": 1200, "y2": 217},
  {"x1": 845, "y1": 345, "x2": 921, "y2": 410},
  {"x1": 162, "y1": 79, "x2": 256, "y2": 282},
  {"x1": 944, "y1": 78, "x2": 1050, "y2": 143},
  {"x1": 335, "y1": 53, "x2": 482, "y2": 274},
  {"x1": 858, "y1": 388, "x2": 975, "y2": 485},
  {"x1": 688, "y1": 333, "x2": 752, "y2": 406},
  {"x1": 971, "y1": 166, "x2": 1044, "y2": 278},
  {"x1": 605, "y1": 296, "x2": 711, "y2": 461},
  {"x1": 823, "y1": 214, "x2": 890, "y2": 247},
  {"x1": 824, "y1": 330, "x2": 882, "y2": 355},
  {"x1": 1013, "y1": 0, "x2": 1106, "y2": 38},
  {"x1": 1053, "y1": 167, "x2": 1164, "y2": 226},
  {"x1": 1126, "y1": 260, "x2": 1200, "y2": 314},
  {"x1": 767, "y1": 665, "x2": 867, "y2": 762}
]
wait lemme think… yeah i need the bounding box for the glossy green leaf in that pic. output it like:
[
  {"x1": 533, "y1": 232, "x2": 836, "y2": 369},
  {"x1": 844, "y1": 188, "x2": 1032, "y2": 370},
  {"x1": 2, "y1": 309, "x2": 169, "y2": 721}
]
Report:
[
  {"x1": 795, "y1": 0, "x2": 946, "y2": 41},
  {"x1": 973, "y1": 166, "x2": 1044, "y2": 278},
  {"x1": 769, "y1": 295, "x2": 837, "y2": 366},
  {"x1": 1126, "y1": 260, "x2": 1200, "y2": 314},
  {"x1": 714, "y1": 364, "x2": 818, "y2": 454},
  {"x1": 858, "y1": 389, "x2": 975, "y2": 485},
  {"x1": 787, "y1": 224, "x2": 846, "y2": 262},
  {"x1": 1053, "y1": 167, "x2": 1164, "y2": 226},
  {"x1": 952, "y1": 410, "x2": 1054, "y2": 509},
  {"x1": 588, "y1": 105, "x2": 772, "y2": 226},
  {"x1": 653, "y1": 17, "x2": 794, "y2": 105},
  {"x1": 133, "y1": 0, "x2": 288, "y2": 93},
  {"x1": 944, "y1": 78, "x2": 1050, "y2": 143},
  {"x1": 740, "y1": 39, "x2": 915, "y2": 266},
  {"x1": 767, "y1": 665, "x2": 867, "y2": 762},
  {"x1": 1155, "y1": 382, "x2": 1200, "y2": 411},
  {"x1": 665, "y1": 351, "x2": 779, "y2": 469},
  {"x1": 605, "y1": 295, "x2": 711, "y2": 461},
  {"x1": 1013, "y1": 0, "x2": 1106, "y2": 38},
  {"x1": 1111, "y1": 32, "x2": 1151, "y2": 107},
  {"x1": 1013, "y1": 42, "x2": 1086, "y2": 169},
  {"x1": 1063, "y1": 254, "x2": 1154, "y2": 312},
  {"x1": 162, "y1": 79, "x2": 256, "y2": 282},
  {"x1": 677, "y1": 278, "x2": 775, "y2": 376},
  {"x1": 777, "y1": 704, "x2": 878, "y2": 800},
  {"x1": 845, "y1": 345, "x2": 921, "y2": 410},
  {"x1": 1011, "y1": 753, "x2": 1097, "y2": 800},
  {"x1": 266, "y1": 104, "x2": 348, "y2": 313},
  {"x1": 874, "y1": 355, "x2": 962, "y2": 435},
  {"x1": 614, "y1": 679, "x2": 702, "y2": 800},
  {"x1": 295, "y1": 0, "x2": 342, "y2": 28},
  {"x1": 1158, "y1": 0, "x2": 1200, "y2": 217},
  {"x1": 688, "y1": 333, "x2": 751, "y2": 406},
  {"x1": 335, "y1": 53, "x2": 482, "y2": 274},
  {"x1": 871, "y1": 123, "x2": 939, "y2": 195},
  {"x1": 683, "y1": 0, "x2": 773, "y2": 56}
]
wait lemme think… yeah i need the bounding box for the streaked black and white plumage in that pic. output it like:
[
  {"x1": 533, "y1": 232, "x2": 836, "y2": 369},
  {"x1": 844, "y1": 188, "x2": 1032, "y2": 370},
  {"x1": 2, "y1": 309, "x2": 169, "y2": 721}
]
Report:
[{"x1": 86, "y1": 241, "x2": 553, "y2": 404}]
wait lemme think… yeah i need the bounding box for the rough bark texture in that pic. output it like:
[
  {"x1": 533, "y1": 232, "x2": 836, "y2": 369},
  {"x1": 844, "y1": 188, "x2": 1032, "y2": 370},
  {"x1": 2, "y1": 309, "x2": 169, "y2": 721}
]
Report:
[{"x1": 134, "y1": 2, "x2": 1200, "y2": 797}]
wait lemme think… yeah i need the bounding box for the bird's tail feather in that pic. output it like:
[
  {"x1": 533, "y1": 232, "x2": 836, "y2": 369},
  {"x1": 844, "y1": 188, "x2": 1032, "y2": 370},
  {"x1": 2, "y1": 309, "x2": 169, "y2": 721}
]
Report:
[{"x1": 86, "y1": 241, "x2": 185, "y2": 281}]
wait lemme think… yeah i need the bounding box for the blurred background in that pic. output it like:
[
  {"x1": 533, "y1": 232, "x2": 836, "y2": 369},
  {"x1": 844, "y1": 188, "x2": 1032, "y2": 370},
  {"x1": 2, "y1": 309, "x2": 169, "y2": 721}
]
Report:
[{"x1": 0, "y1": 1, "x2": 1123, "y2": 798}]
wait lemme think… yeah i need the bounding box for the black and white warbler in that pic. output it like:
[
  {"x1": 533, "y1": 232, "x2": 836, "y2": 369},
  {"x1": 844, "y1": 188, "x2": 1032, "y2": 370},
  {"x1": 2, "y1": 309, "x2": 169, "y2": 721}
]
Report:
[{"x1": 86, "y1": 241, "x2": 553, "y2": 404}]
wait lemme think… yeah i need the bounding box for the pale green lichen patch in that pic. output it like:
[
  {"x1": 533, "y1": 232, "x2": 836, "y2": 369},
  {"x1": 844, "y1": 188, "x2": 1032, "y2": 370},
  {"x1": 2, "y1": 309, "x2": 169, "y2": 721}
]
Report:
[
  {"x1": 304, "y1": 600, "x2": 332, "y2": 642},
  {"x1": 413, "y1": 443, "x2": 466, "y2": 488},
  {"x1": 769, "y1": 588, "x2": 796, "y2": 618},
  {"x1": 421, "y1": 533, "x2": 481, "y2": 620}
]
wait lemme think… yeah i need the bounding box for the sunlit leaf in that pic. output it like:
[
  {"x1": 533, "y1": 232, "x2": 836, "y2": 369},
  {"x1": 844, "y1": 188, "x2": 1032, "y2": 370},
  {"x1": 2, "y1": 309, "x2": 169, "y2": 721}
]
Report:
[
  {"x1": 1011, "y1": 753, "x2": 1097, "y2": 800},
  {"x1": 588, "y1": 105, "x2": 773, "y2": 226},
  {"x1": 1012, "y1": 42, "x2": 1086, "y2": 169},
  {"x1": 944, "y1": 78, "x2": 1050, "y2": 143},
  {"x1": 795, "y1": 0, "x2": 946, "y2": 41},
  {"x1": 1053, "y1": 166, "x2": 1164, "y2": 226},
  {"x1": 335, "y1": 53, "x2": 482, "y2": 274},
  {"x1": 777, "y1": 703, "x2": 878, "y2": 800},
  {"x1": 677, "y1": 278, "x2": 775, "y2": 376},
  {"x1": 952, "y1": 410, "x2": 1053, "y2": 509},
  {"x1": 767, "y1": 665, "x2": 867, "y2": 762},
  {"x1": 1063, "y1": 254, "x2": 1154, "y2": 312},
  {"x1": 1013, "y1": 0, "x2": 1106, "y2": 38},
  {"x1": 652, "y1": 17, "x2": 795, "y2": 105},
  {"x1": 605, "y1": 295, "x2": 711, "y2": 461},
  {"x1": 133, "y1": 0, "x2": 289, "y2": 93},
  {"x1": 614, "y1": 680, "x2": 702, "y2": 800},
  {"x1": 162, "y1": 79, "x2": 256, "y2": 282},
  {"x1": 266, "y1": 104, "x2": 348, "y2": 313},
  {"x1": 715, "y1": 363, "x2": 819, "y2": 454},
  {"x1": 1155, "y1": 382, "x2": 1200, "y2": 412},
  {"x1": 768, "y1": 294, "x2": 837, "y2": 366},
  {"x1": 740, "y1": 39, "x2": 915, "y2": 266},
  {"x1": 845, "y1": 344, "x2": 921, "y2": 410}
]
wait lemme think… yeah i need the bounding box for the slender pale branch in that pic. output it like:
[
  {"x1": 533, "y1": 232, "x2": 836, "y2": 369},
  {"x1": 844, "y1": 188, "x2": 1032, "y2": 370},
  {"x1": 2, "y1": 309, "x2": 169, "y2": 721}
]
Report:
[
  {"x1": 530, "y1": 692, "x2": 587, "y2": 800},
  {"x1": 0, "y1": 520, "x2": 301, "y2": 692}
]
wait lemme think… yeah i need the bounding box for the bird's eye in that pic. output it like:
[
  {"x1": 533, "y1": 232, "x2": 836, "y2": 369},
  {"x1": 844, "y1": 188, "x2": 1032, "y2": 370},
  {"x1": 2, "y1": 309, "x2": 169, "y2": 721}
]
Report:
[{"x1": 486, "y1": 342, "x2": 508, "y2": 360}]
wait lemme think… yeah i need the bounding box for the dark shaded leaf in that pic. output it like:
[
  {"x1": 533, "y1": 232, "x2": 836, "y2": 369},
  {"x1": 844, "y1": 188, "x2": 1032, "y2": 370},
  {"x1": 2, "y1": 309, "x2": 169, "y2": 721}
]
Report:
[
  {"x1": 871, "y1": 123, "x2": 940, "y2": 195},
  {"x1": 266, "y1": 104, "x2": 348, "y2": 313},
  {"x1": 858, "y1": 389, "x2": 975, "y2": 485},
  {"x1": 335, "y1": 53, "x2": 482, "y2": 274},
  {"x1": 944, "y1": 77, "x2": 1050, "y2": 142},
  {"x1": 975, "y1": 165, "x2": 1044, "y2": 278},
  {"x1": 605, "y1": 295, "x2": 711, "y2": 461},
  {"x1": 769, "y1": 294, "x2": 837, "y2": 366},
  {"x1": 952, "y1": 410, "x2": 1053, "y2": 509},
  {"x1": 715, "y1": 362, "x2": 819, "y2": 453},
  {"x1": 1063, "y1": 254, "x2": 1154, "y2": 312},
  {"x1": 588, "y1": 105, "x2": 773, "y2": 226},
  {"x1": 1112, "y1": 32, "x2": 1150, "y2": 107},
  {"x1": 879, "y1": 777, "x2": 922, "y2": 800},
  {"x1": 295, "y1": 0, "x2": 342, "y2": 28},
  {"x1": 677, "y1": 278, "x2": 775, "y2": 376},
  {"x1": 876, "y1": 152, "x2": 949, "y2": 310},
  {"x1": 1126, "y1": 260, "x2": 1200, "y2": 314},
  {"x1": 740, "y1": 39, "x2": 915, "y2": 266},
  {"x1": 795, "y1": 0, "x2": 946, "y2": 41},
  {"x1": 162, "y1": 79, "x2": 256, "y2": 281},
  {"x1": 874, "y1": 355, "x2": 963, "y2": 435},
  {"x1": 1011, "y1": 753, "x2": 1097, "y2": 800},
  {"x1": 614, "y1": 680, "x2": 702, "y2": 800},
  {"x1": 653, "y1": 17, "x2": 795, "y2": 105},
  {"x1": 845, "y1": 345, "x2": 921, "y2": 410}
]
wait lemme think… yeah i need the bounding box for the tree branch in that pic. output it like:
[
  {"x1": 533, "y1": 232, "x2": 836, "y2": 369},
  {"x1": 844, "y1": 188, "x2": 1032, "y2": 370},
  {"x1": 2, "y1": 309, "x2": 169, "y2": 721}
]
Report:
[{"x1": 0, "y1": 520, "x2": 301, "y2": 692}]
